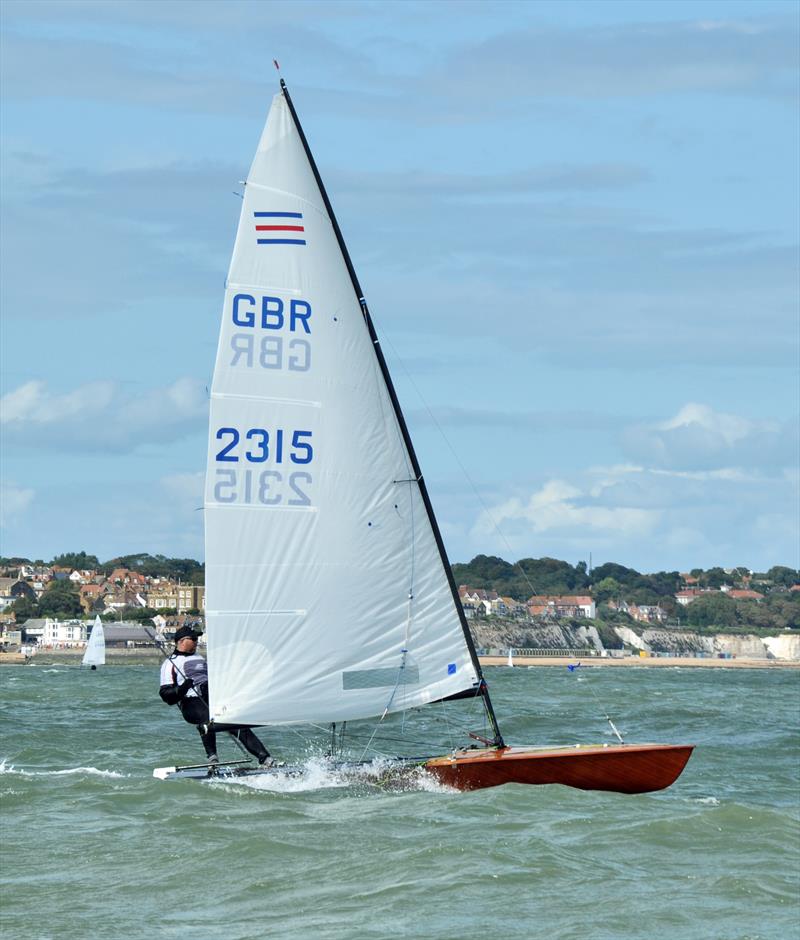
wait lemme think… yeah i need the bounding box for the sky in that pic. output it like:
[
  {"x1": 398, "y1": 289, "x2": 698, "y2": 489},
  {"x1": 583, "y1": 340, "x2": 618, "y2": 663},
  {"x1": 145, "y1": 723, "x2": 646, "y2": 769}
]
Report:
[{"x1": 0, "y1": 0, "x2": 798, "y2": 574}]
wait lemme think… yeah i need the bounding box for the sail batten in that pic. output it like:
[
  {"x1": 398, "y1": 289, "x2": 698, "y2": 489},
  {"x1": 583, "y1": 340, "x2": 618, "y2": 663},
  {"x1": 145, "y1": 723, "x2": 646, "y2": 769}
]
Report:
[
  {"x1": 207, "y1": 609, "x2": 307, "y2": 616},
  {"x1": 210, "y1": 392, "x2": 321, "y2": 407}
]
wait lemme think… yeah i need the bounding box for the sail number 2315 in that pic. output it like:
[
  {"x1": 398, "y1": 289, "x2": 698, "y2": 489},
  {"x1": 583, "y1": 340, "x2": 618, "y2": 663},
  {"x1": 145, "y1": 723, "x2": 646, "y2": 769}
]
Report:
[
  {"x1": 215, "y1": 428, "x2": 312, "y2": 465},
  {"x1": 213, "y1": 427, "x2": 313, "y2": 507}
]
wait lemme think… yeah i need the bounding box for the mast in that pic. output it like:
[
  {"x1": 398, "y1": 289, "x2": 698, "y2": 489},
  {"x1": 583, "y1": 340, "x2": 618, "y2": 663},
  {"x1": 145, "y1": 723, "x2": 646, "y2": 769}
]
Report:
[{"x1": 279, "y1": 79, "x2": 504, "y2": 747}]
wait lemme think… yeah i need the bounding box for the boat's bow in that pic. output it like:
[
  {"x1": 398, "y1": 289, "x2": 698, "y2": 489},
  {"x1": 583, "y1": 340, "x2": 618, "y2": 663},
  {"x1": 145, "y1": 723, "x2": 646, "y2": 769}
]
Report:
[{"x1": 424, "y1": 743, "x2": 694, "y2": 793}]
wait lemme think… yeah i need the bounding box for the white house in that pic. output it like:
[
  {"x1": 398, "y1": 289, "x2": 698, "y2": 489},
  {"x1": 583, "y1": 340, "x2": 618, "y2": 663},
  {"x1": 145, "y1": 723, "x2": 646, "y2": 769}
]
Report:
[
  {"x1": 40, "y1": 618, "x2": 89, "y2": 647},
  {"x1": 528, "y1": 595, "x2": 597, "y2": 619}
]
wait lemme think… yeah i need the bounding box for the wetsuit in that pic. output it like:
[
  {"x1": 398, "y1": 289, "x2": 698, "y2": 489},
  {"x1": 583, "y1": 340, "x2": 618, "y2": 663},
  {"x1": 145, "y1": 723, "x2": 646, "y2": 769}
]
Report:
[{"x1": 159, "y1": 652, "x2": 270, "y2": 763}]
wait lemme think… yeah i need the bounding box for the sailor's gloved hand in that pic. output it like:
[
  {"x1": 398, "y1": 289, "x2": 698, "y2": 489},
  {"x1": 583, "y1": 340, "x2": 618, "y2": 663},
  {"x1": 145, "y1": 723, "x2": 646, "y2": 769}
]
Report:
[
  {"x1": 159, "y1": 679, "x2": 192, "y2": 707},
  {"x1": 176, "y1": 677, "x2": 194, "y2": 701}
]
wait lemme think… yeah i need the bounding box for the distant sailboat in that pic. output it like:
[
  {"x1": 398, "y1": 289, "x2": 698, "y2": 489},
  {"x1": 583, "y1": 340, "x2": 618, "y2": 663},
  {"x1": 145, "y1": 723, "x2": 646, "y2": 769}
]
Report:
[
  {"x1": 82, "y1": 616, "x2": 105, "y2": 669},
  {"x1": 507, "y1": 648, "x2": 514, "y2": 668},
  {"x1": 154, "y1": 80, "x2": 693, "y2": 792}
]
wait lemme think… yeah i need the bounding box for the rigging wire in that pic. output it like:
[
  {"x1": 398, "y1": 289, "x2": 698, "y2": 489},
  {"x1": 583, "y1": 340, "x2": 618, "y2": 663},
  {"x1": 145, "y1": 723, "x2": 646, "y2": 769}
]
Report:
[
  {"x1": 357, "y1": 652, "x2": 412, "y2": 761},
  {"x1": 274, "y1": 698, "x2": 488, "y2": 762},
  {"x1": 376, "y1": 329, "x2": 544, "y2": 602},
  {"x1": 567, "y1": 666, "x2": 625, "y2": 744},
  {"x1": 373, "y1": 330, "x2": 631, "y2": 737},
  {"x1": 279, "y1": 75, "x2": 504, "y2": 750}
]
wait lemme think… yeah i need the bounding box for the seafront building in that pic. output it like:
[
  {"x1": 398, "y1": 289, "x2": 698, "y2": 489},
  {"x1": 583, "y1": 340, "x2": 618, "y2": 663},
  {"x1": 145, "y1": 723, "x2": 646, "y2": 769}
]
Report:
[
  {"x1": 0, "y1": 564, "x2": 208, "y2": 652},
  {"x1": 0, "y1": 564, "x2": 796, "y2": 659},
  {"x1": 6, "y1": 618, "x2": 167, "y2": 650}
]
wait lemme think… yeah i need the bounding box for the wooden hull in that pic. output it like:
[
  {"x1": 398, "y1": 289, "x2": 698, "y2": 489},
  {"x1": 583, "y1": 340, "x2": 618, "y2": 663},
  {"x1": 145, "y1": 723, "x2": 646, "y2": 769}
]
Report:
[{"x1": 424, "y1": 743, "x2": 694, "y2": 793}]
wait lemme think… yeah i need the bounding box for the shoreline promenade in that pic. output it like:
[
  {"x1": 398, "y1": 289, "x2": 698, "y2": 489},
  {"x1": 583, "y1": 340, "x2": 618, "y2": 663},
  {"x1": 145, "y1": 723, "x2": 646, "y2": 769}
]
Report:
[
  {"x1": 480, "y1": 655, "x2": 799, "y2": 670},
  {"x1": 2, "y1": 650, "x2": 797, "y2": 669}
]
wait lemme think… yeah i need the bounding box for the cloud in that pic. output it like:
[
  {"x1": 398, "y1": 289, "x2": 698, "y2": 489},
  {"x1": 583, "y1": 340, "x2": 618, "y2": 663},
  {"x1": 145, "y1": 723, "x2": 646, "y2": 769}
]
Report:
[
  {"x1": 621, "y1": 403, "x2": 796, "y2": 471},
  {"x1": 1, "y1": 378, "x2": 207, "y2": 453},
  {"x1": 3, "y1": 5, "x2": 795, "y2": 132},
  {"x1": 429, "y1": 16, "x2": 799, "y2": 107},
  {"x1": 409, "y1": 406, "x2": 625, "y2": 433},
  {"x1": 0, "y1": 3, "x2": 376, "y2": 118},
  {"x1": 0, "y1": 472, "x2": 205, "y2": 562},
  {"x1": 4, "y1": 0, "x2": 356, "y2": 31},
  {"x1": 2, "y1": 42, "x2": 795, "y2": 376},
  {"x1": 0, "y1": 483, "x2": 35, "y2": 528},
  {"x1": 0, "y1": 160, "x2": 239, "y2": 322},
  {"x1": 0, "y1": 28, "x2": 261, "y2": 117},
  {"x1": 3, "y1": 158, "x2": 646, "y2": 328},
  {"x1": 338, "y1": 180, "x2": 797, "y2": 369},
  {"x1": 660, "y1": 403, "x2": 761, "y2": 443},
  {"x1": 160, "y1": 471, "x2": 205, "y2": 510},
  {"x1": 335, "y1": 164, "x2": 650, "y2": 198},
  {"x1": 452, "y1": 403, "x2": 799, "y2": 570},
  {"x1": 471, "y1": 478, "x2": 660, "y2": 542},
  {"x1": 2, "y1": 380, "x2": 115, "y2": 423},
  {"x1": 458, "y1": 457, "x2": 798, "y2": 571},
  {"x1": 7, "y1": 155, "x2": 795, "y2": 374}
]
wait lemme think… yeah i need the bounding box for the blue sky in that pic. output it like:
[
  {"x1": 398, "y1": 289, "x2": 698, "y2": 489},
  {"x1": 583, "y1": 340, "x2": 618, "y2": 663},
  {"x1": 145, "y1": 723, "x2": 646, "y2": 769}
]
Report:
[{"x1": 1, "y1": 0, "x2": 798, "y2": 573}]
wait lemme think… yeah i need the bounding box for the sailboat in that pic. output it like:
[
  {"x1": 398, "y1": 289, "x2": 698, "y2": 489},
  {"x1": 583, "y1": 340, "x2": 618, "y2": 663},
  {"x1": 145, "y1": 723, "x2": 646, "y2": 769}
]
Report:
[
  {"x1": 155, "y1": 80, "x2": 692, "y2": 793},
  {"x1": 82, "y1": 615, "x2": 105, "y2": 669},
  {"x1": 507, "y1": 648, "x2": 514, "y2": 667}
]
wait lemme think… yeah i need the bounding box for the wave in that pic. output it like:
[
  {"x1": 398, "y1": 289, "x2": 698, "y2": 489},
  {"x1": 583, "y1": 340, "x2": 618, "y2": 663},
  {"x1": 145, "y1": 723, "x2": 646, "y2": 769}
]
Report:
[
  {"x1": 0, "y1": 759, "x2": 125, "y2": 779},
  {"x1": 211, "y1": 757, "x2": 455, "y2": 795}
]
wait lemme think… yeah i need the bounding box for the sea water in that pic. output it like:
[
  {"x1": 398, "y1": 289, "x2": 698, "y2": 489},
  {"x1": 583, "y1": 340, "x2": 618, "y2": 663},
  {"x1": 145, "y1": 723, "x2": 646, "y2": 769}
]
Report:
[{"x1": 1, "y1": 664, "x2": 798, "y2": 940}]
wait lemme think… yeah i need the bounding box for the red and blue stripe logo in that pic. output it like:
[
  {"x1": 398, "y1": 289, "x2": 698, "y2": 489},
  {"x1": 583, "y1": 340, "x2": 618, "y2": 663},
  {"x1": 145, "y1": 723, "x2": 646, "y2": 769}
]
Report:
[{"x1": 254, "y1": 211, "x2": 306, "y2": 246}]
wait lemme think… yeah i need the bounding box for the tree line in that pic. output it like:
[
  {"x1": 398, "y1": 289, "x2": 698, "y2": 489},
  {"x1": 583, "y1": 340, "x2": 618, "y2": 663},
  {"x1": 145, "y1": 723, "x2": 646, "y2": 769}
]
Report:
[
  {"x1": 1, "y1": 551, "x2": 204, "y2": 583},
  {"x1": 3, "y1": 551, "x2": 798, "y2": 632},
  {"x1": 1, "y1": 551, "x2": 205, "y2": 621},
  {"x1": 452, "y1": 554, "x2": 797, "y2": 599},
  {"x1": 452, "y1": 555, "x2": 800, "y2": 632}
]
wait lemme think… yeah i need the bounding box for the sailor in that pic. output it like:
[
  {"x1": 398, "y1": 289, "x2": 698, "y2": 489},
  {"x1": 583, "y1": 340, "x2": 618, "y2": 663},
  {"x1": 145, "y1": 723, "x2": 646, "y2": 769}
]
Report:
[{"x1": 158, "y1": 625, "x2": 273, "y2": 767}]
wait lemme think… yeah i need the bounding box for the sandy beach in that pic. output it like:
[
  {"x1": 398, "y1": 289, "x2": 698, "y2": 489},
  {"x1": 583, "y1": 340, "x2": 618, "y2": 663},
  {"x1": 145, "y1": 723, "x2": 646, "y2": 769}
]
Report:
[{"x1": 480, "y1": 655, "x2": 800, "y2": 670}]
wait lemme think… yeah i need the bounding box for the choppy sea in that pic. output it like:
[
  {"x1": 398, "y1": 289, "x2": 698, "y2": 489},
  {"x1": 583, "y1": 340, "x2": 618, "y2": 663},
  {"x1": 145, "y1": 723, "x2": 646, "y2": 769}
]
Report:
[{"x1": 1, "y1": 663, "x2": 798, "y2": 940}]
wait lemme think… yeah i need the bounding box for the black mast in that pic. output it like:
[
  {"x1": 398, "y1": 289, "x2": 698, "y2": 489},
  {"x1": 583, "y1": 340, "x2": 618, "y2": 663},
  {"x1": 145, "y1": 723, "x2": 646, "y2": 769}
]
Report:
[{"x1": 279, "y1": 79, "x2": 504, "y2": 748}]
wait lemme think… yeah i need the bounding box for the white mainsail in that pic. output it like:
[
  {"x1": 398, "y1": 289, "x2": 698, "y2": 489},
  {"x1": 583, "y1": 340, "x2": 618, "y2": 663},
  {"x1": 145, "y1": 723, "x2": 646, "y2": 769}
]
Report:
[
  {"x1": 82, "y1": 616, "x2": 105, "y2": 667},
  {"x1": 205, "y1": 90, "x2": 480, "y2": 726}
]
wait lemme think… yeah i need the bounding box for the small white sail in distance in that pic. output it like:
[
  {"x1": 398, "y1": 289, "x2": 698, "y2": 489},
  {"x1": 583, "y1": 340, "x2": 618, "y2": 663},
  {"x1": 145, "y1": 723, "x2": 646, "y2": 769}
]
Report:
[
  {"x1": 204, "y1": 89, "x2": 483, "y2": 728},
  {"x1": 82, "y1": 615, "x2": 105, "y2": 667},
  {"x1": 507, "y1": 648, "x2": 514, "y2": 667}
]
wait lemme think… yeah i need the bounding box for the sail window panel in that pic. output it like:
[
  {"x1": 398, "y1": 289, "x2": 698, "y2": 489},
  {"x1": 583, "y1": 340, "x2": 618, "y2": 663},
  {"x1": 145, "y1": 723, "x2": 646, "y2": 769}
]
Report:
[{"x1": 342, "y1": 667, "x2": 421, "y2": 690}]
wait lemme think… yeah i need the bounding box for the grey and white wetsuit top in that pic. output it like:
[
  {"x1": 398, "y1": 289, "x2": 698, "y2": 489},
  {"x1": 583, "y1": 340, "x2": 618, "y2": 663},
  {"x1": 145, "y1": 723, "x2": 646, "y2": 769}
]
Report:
[{"x1": 160, "y1": 653, "x2": 209, "y2": 697}]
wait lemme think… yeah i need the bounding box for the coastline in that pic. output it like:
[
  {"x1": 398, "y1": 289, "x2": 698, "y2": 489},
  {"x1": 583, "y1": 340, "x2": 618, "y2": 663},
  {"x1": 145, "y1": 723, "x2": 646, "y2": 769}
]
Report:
[
  {"x1": 0, "y1": 649, "x2": 161, "y2": 666},
  {"x1": 480, "y1": 655, "x2": 800, "y2": 670},
  {"x1": 2, "y1": 651, "x2": 797, "y2": 670}
]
